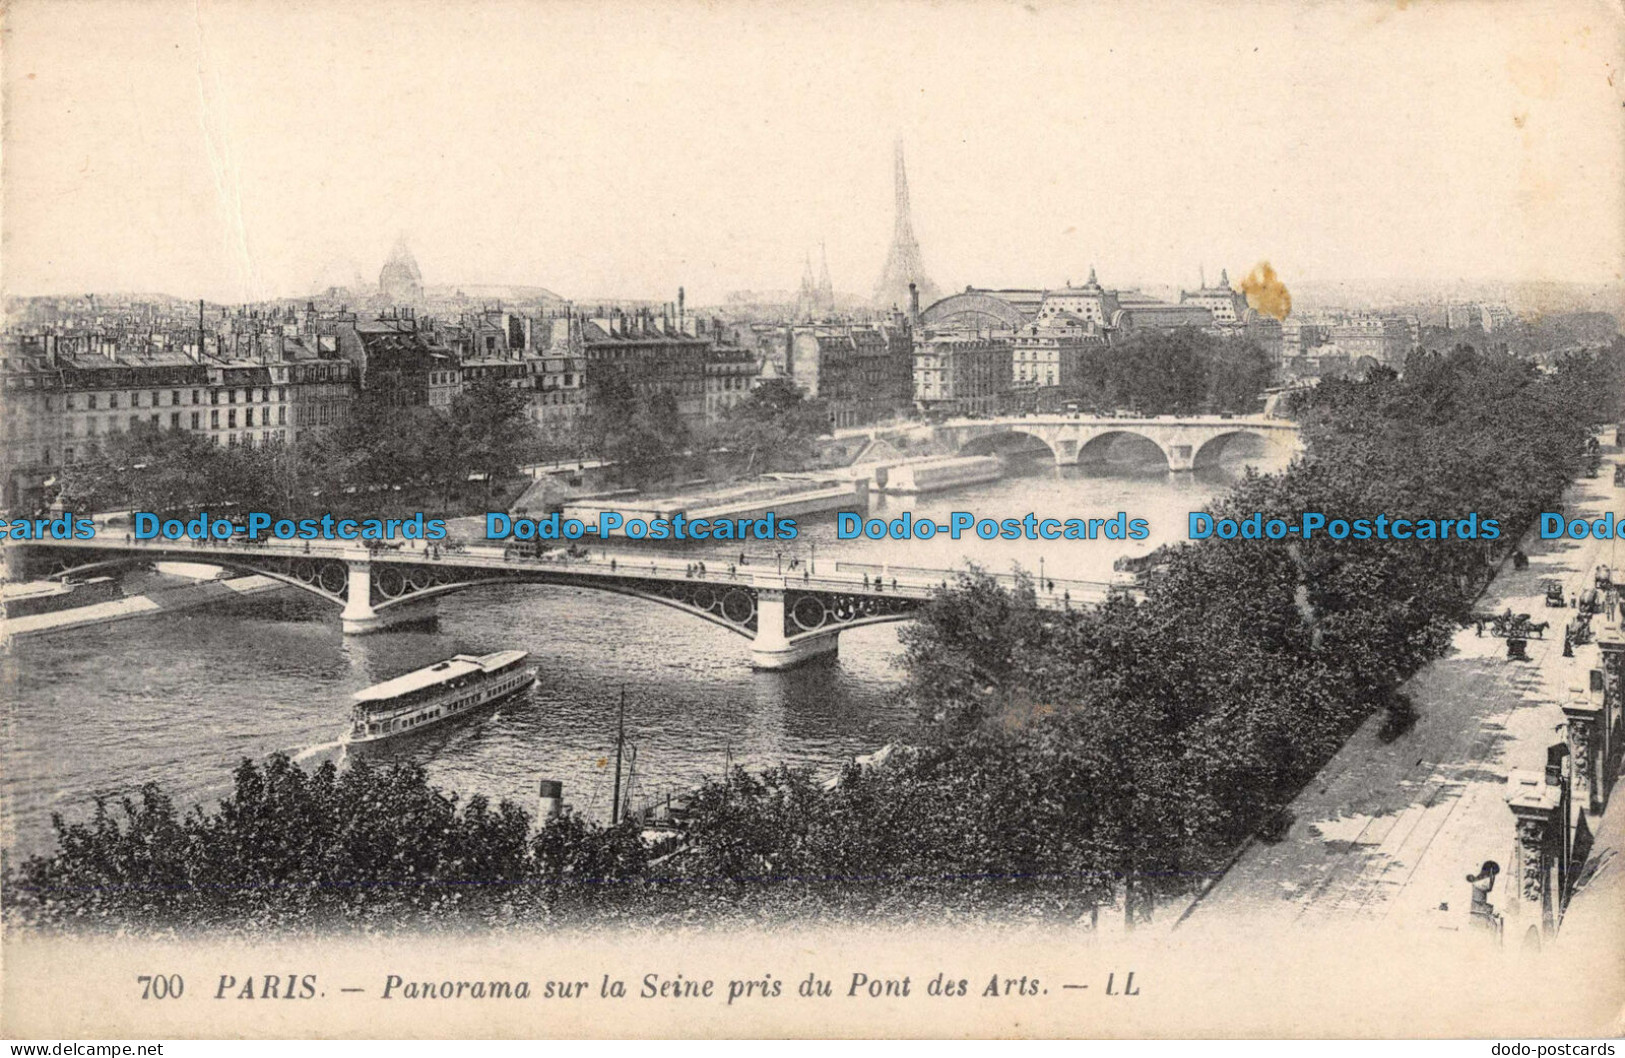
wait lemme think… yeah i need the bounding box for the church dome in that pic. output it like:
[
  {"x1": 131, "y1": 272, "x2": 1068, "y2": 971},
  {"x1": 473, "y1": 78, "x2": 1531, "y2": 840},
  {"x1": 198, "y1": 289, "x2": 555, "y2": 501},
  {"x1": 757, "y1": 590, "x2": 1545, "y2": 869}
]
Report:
[{"x1": 379, "y1": 238, "x2": 423, "y2": 301}]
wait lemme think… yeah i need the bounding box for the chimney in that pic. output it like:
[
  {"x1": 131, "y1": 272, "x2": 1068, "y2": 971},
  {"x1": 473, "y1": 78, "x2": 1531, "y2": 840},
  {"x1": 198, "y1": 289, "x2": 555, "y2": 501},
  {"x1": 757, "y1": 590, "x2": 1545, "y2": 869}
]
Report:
[
  {"x1": 909, "y1": 282, "x2": 920, "y2": 323},
  {"x1": 678, "y1": 287, "x2": 685, "y2": 326}
]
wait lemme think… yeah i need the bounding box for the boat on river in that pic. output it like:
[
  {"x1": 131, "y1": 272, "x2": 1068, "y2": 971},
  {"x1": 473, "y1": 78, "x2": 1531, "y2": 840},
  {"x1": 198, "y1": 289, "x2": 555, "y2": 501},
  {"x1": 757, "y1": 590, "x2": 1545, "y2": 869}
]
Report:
[{"x1": 347, "y1": 650, "x2": 535, "y2": 745}]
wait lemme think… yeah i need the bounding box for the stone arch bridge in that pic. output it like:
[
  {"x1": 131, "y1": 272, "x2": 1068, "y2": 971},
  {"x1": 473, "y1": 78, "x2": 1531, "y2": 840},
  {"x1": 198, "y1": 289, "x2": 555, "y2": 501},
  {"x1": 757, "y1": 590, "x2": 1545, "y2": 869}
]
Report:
[
  {"x1": 8, "y1": 537, "x2": 1115, "y2": 669},
  {"x1": 932, "y1": 414, "x2": 1302, "y2": 472}
]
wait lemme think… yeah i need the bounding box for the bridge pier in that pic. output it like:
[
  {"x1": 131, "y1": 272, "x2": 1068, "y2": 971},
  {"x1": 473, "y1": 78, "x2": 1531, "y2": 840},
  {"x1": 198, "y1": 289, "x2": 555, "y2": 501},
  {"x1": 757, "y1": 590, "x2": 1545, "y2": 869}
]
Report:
[
  {"x1": 339, "y1": 558, "x2": 437, "y2": 634},
  {"x1": 339, "y1": 560, "x2": 383, "y2": 633},
  {"x1": 750, "y1": 589, "x2": 839, "y2": 669},
  {"x1": 1164, "y1": 444, "x2": 1196, "y2": 473}
]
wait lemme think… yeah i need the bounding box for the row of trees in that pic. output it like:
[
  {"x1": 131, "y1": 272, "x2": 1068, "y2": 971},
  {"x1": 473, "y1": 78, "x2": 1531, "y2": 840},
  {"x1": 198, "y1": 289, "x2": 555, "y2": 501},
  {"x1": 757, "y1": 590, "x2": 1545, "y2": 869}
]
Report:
[
  {"x1": 581, "y1": 377, "x2": 834, "y2": 489},
  {"x1": 1063, "y1": 328, "x2": 1276, "y2": 416},
  {"x1": 55, "y1": 378, "x2": 549, "y2": 519},
  {"x1": 53, "y1": 375, "x2": 836, "y2": 516}
]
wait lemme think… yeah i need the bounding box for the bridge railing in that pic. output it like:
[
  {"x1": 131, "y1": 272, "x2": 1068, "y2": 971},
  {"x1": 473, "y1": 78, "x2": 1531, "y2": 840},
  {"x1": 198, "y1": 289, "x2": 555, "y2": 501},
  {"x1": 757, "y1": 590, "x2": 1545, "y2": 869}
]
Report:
[
  {"x1": 15, "y1": 534, "x2": 1126, "y2": 604},
  {"x1": 832, "y1": 560, "x2": 1121, "y2": 595}
]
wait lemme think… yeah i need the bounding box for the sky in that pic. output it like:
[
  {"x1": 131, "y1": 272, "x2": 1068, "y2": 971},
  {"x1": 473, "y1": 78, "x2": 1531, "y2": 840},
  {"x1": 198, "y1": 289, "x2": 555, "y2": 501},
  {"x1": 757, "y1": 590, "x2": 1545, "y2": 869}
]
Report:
[{"x1": 3, "y1": 0, "x2": 1622, "y2": 305}]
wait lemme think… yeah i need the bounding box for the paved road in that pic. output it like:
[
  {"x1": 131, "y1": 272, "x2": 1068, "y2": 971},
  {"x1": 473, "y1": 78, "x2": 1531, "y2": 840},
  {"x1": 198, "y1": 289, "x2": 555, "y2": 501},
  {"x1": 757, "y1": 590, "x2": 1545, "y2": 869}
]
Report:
[{"x1": 1187, "y1": 440, "x2": 1622, "y2": 935}]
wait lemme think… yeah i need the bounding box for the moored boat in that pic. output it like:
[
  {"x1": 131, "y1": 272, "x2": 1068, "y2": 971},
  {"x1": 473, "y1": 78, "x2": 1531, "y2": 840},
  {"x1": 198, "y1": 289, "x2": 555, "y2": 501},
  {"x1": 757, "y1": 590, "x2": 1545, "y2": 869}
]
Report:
[{"x1": 348, "y1": 650, "x2": 534, "y2": 745}]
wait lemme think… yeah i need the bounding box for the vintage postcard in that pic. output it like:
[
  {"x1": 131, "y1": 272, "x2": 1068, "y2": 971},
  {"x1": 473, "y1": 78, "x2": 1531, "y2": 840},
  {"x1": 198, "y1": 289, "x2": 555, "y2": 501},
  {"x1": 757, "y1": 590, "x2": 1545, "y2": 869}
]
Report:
[{"x1": 2, "y1": 0, "x2": 1623, "y2": 1042}]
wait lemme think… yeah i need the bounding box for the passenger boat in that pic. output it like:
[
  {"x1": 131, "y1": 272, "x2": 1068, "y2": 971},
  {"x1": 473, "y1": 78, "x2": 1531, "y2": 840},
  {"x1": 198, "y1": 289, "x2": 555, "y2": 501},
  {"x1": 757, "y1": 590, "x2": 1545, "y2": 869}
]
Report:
[{"x1": 347, "y1": 650, "x2": 535, "y2": 745}]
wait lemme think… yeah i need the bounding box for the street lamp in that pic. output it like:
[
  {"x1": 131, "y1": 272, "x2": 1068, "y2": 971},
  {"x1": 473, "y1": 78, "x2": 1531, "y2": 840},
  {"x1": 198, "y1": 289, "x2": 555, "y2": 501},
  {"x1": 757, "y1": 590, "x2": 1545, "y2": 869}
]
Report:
[{"x1": 810, "y1": 540, "x2": 817, "y2": 576}]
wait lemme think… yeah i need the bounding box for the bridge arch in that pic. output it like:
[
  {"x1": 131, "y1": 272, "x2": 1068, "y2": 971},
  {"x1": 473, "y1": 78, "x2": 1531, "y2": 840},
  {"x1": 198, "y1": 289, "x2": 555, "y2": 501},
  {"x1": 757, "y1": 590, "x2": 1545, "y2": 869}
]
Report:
[
  {"x1": 1074, "y1": 430, "x2": 1172, "y2": 471},
  {"x1": 956, "y1": 429, "x2": 1061, "y2": 463},
  {"x1": 372, "y1": 574, "x2": 763, "y2": 640},
  {"x1": 1190, "y1": 429, "x2": 1289, "y2": 470},
  {"x1": 46, "y1": 551, "x2": 351, "y2": 607}
]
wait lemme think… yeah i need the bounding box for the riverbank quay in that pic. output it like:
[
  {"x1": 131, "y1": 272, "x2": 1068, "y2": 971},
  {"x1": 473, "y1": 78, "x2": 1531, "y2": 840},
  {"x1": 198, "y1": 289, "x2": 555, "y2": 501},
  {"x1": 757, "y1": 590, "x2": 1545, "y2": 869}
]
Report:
[
  {"x1": 1184, "y1": 433, "x2": 1624, "y2": 945},
  {"x1": 0, "y1": 572, "x2": 284, "y2": 640}
]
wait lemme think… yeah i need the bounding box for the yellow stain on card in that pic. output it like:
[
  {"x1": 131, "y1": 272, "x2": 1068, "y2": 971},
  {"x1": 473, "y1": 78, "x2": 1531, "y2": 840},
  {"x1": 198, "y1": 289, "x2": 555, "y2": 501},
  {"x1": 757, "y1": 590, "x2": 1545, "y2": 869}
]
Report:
[{"x1": 1239, "y1": 262, "x2": 1292, "y2": 320}]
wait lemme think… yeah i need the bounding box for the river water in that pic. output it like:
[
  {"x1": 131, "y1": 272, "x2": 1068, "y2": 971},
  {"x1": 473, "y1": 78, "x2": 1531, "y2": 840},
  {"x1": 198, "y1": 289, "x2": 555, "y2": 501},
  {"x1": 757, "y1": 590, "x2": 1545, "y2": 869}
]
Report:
[{"x1": 1, "y1": 443, "x2": 1287, "y2": 858}]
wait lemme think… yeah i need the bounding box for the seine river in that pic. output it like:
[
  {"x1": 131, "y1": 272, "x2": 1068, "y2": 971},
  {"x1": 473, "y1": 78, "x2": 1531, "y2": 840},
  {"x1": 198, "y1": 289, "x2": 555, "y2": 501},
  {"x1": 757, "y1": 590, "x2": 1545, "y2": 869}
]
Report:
[{"x1": 1, "y1": 444, "x2": 1285, "y2": 858}]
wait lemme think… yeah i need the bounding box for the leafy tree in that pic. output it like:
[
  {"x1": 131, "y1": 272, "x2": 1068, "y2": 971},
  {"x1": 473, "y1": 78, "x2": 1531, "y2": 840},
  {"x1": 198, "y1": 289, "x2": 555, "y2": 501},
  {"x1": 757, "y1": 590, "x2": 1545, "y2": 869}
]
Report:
[
  {"x1": 1069, "y1": 328, "x2": 1271, "y2": 415},
  {"x1": 710, "y1": 378, "x2": 831, "y2": 475},
  {"x1": 451, "y1": 376, "x2": 539, "y2": 487},
  {"x1": 583, "y1": 376, "x2": 689, "y2": 488}
]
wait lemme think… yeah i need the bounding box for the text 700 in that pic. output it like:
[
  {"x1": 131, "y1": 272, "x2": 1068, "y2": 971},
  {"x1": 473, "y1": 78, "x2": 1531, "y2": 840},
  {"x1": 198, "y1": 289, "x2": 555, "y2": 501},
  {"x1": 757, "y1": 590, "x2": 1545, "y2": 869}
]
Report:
[{"x1": 137, "y1": 974, "x2": 184, "y2": 999}]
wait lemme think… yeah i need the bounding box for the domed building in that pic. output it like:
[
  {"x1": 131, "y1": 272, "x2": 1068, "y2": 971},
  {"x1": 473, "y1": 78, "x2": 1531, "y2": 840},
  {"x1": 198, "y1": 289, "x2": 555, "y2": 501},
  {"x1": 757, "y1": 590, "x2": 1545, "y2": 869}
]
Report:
[{"x1": 378, "y1": 238, "x2": 423, "y2": 303}]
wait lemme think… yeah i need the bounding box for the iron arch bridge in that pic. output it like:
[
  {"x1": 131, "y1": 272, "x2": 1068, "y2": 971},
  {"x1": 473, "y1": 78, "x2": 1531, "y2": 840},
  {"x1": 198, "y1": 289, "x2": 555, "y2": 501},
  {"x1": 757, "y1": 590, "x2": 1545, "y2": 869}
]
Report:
[
  {"x1": 934, "y1": 414, "x2": 1301, "y2": 472},
  {"x1": 7, "y1": 537, "x2": 1118, "y2": 669}
]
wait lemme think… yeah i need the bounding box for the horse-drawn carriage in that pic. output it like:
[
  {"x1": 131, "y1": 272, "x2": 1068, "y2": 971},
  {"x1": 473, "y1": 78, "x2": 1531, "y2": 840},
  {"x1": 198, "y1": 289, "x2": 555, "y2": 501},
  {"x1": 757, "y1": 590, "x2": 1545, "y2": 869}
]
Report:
[
  {"x1": 1544, "y1": 579, "x2": 1566, "y2": 607},
  {"x1": 1569, "y1": 611, "x2": 1595, "y2": 649},
  {"x1": 1474, "y1": 609, "x2": 1550, "y2": 658},
  {"x1": 1573, "y1": 566, "x2": 1614, "y2": 618}
]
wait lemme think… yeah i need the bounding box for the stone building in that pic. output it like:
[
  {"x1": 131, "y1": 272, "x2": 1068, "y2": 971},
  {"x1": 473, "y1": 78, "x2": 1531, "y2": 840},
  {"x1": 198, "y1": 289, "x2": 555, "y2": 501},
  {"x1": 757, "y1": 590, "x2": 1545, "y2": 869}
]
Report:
[
  {"x1": 526, "y1": 316, "x2": 588, "y2": 438},
  {"x1": 1179, "y1": 269, "x2": 1249, "y2": 324},
  {"x1": 912, "y1": 332, "x2": 1012, "y2": 417},
  {"x1": 704, "y1": 345, "x2": 762, "y2": 422},
  {"x1": 1036, "y1": 269, "x2": 1118, "y2": 326},
  {"x1": 786, "y1": 320, "x2": 913, "y2": 429},
  {"x1": 1010, "y1": 314, "x2": 1105, "y2": 391}
]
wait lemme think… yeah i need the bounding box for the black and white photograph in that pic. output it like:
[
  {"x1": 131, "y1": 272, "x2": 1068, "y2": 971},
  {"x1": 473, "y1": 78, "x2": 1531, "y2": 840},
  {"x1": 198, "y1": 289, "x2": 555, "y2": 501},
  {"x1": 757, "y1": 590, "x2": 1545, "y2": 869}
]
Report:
[{"x1": 0, "y1": 0, "x2": 1622, "y2": 1043}]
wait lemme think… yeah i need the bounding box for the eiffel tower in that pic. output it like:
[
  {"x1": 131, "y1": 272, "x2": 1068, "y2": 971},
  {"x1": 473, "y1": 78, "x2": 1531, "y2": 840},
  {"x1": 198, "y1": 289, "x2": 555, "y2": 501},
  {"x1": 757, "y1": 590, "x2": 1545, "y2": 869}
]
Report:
[{"x1": 872, "y1": 140, "x2": 939, "y2": 310}]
